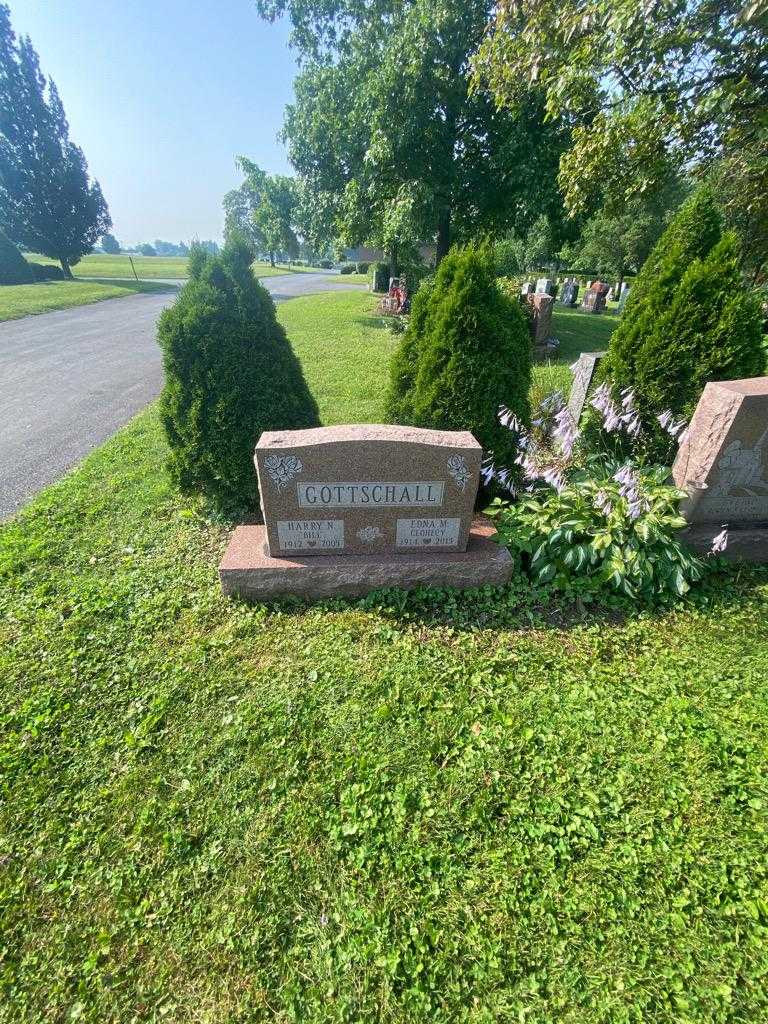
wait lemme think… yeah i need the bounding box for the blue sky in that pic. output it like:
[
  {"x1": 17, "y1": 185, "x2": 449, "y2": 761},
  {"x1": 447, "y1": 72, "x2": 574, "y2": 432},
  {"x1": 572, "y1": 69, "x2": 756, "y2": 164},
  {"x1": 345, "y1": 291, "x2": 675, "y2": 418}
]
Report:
[{"x1": 8, "y1": 0, "x2": 297, "y2": 246}]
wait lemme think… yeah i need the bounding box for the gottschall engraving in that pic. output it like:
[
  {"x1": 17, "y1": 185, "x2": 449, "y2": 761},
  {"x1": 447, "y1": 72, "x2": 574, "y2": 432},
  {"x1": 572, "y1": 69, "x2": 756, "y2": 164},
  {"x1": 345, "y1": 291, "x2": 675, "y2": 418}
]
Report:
[
  {"x1": 297, "y1": 481, "x2": 445, "y2": 508},
  {"x1": 396, "y1": 518, "x2": 461, "y2": 548},
  {"x1": 277, "y1": 520, "x2": 344, "y2": 551}
]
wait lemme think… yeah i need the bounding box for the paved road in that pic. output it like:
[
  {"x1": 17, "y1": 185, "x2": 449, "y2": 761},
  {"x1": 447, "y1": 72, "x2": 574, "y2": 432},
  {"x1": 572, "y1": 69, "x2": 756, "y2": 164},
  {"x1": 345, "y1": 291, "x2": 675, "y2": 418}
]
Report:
[{"x1": 0, "y1": 273, "x2": 368, "y2": 520}]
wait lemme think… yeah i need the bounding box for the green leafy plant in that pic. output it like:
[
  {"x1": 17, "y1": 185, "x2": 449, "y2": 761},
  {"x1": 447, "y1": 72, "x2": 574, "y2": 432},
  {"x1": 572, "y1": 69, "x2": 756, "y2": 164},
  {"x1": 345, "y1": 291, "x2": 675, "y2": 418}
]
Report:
[
  {"x1": 490, "y1": 464, "x2": 707, "y2": 602},
  {"x1": 339, "y1": 263, "x2": 357, "y2": 274},
  {"x1": 157, "y1": 239, "x2": 320, "y2": 510}
]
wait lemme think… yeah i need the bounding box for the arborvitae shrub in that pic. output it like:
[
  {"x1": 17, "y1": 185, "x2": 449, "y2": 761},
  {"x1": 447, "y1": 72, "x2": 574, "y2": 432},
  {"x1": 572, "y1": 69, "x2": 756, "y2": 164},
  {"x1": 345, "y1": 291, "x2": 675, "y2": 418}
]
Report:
[
  {"x1": 633, "y1": 233, "x2": 764, "y2": 422},
  {"x1": 598, "y1": 188, "x2": 765, "y2": 461},
  {"x1": 385, "y1": 245, "x2": 531, "y2": 475},
  {"x1": 158, "y1": 240, "x2": 320, "y2": 510},
  {"x1": 0, "y1": 229, "x2": 33, "y2": 284},
  {"x1": 602, "y1": 188, "x2": 723, "y2": 389}
]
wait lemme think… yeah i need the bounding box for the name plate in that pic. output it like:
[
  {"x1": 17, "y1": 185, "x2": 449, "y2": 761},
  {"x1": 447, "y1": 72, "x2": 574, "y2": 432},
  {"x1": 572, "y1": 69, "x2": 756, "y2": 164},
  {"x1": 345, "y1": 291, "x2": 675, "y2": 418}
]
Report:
[
  {"x1": 277, "y1": 520, "x2": 344, "y2": 551},
  {"x1": 396, "y1": 517, "x2": 461, "y2": 548},
  {"x1": 297, "y1": 481, "x2": 444, "y2": 508}
]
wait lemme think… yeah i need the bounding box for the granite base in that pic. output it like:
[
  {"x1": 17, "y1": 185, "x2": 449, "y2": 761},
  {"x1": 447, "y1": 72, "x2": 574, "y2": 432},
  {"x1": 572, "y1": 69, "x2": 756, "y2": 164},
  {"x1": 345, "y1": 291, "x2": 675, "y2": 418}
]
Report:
[
  {"x1": 220, "y1": 520, "x2": 514, "y2": 601},
  {"x1": 682, "y1": 523, "x2": 768, "y2": 563}
]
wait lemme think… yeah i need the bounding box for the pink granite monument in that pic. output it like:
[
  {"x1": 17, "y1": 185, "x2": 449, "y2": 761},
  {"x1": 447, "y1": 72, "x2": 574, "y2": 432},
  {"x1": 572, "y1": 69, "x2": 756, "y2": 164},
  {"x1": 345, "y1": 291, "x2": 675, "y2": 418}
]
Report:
[
  {"x1": 220, "y1": 424, "x2": 514, "y2": 599},
  {"x1": 673, "y1": 377, "x2": 768, "y2": 561}
]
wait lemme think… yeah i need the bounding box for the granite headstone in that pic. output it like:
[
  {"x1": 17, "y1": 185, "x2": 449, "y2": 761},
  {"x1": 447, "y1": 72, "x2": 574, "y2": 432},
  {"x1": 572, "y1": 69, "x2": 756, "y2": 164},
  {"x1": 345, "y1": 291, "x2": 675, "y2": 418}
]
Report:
[
  {"x1": 255, "y1": 424, "x2": 482, "y2": 557},
  {"x1": 567, "y1": 351, "x2": 606, "y2": 425}
]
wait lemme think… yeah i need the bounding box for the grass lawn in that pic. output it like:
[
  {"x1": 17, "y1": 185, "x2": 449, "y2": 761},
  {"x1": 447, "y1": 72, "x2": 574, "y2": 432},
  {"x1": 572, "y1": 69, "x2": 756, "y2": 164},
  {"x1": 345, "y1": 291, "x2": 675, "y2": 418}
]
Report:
[
  {"x1": 27, "y1": 253, "x2": 191, "y2": 280},
  {"x1": 279, "y1": 291, "x2": 399, "y2": 423},
  {"x1": 2, "y1": 292, "x2": 767, "y2": 1022},
  {"x1": 25, "y1": 254, "x2": 338, "y2": 282},
  {"x1": 0, "y1": 278, "x2": 175, "y2": 322}
]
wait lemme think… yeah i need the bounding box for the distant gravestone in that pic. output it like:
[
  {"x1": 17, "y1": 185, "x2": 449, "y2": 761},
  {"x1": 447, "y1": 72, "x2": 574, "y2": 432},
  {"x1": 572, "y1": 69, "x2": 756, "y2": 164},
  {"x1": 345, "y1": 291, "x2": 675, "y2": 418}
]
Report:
[
  {"x1": 535, "y1": 277, "x2": 555, "y2": 296},
  {"x1": 520, "y1": 281, "x2": 534, "y2": 296},
  {"x1": 526, "y1": 293, "x2": 554, "y2": 350},
  {"x1": 618, "y1": 283, "x2": 631, "y2": 311},
  {"x1": 582, "y1": 281, "x2": 609, "y2": 314},
  {"x1": 674, "y1": 378, "x2": 768, "y2": 561},
  {"x1": 567, "y1": 351, "x2": 606, "y2": 425},
  {"x1": 560, "y1": 280, "x2": 579, "y2": 307},
  {"x1": 219, "y1": 425, "x2": 514, "y2": 598}
]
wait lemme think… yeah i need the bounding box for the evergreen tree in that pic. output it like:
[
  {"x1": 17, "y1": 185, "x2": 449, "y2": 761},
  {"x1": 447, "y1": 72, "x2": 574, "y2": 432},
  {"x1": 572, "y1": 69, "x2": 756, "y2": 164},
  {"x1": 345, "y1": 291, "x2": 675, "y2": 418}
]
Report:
[
  {"x1": 158, "y1": 240, "x2": 320, "y2": 509},
  {"x1": 0, "y1": 227, "x2": 33, "y2": 284},
  {"x1": 601, "y1": 189, "x2": 723, "y2": 388},
  {"x1": 0, "y1": 4, "x2": 110, "y2": 277},
  {"x1": 632, "y1": 234, "x2": 764, "y2": 425},
  {"x1": 600, "y1": 189, "x2": 764, "y2": 460},
  {"x1": 386, "y1": 246, "x2": 530, "y2": 477}
]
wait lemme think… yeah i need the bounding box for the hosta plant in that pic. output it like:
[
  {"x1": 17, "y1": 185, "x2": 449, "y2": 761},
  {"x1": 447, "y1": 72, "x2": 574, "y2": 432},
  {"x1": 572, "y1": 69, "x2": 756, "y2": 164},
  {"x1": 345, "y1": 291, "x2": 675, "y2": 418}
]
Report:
[{"x1": 489, "y1": 464, "x2": 707, "y2": 602}]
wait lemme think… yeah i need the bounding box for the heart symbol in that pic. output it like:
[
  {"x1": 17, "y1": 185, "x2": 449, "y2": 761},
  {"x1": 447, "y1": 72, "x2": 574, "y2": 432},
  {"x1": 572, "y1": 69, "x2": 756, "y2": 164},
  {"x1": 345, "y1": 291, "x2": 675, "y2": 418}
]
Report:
[
  {"x1": 423, "y1": 538, "x2": 432, "y2": 545},
  {"x1": 308, "y1": 540, "x2": 317, "y2": 547}
]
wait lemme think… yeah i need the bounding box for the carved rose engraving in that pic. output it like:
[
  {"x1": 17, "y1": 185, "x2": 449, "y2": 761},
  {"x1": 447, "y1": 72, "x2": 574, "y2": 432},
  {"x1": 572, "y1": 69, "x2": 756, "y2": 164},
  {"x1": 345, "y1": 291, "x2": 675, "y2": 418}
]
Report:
[
  {"x1": 446, "y1": 454, "x2": 470, "y2": 492},
  {"x1": 264, "y1": 454, "x2": 303, "y2": 492},
  {"x1": 356, "y1": 526, "x2": 383, "y2": 543}
]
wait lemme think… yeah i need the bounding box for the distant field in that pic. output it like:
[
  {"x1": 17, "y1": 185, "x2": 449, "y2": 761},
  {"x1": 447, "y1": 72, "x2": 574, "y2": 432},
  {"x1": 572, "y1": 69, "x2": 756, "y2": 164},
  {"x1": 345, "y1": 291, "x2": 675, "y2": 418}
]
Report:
[
  {"x1": 25, "y1": 254, "x2": 336, "y2": 281},
  {"x1": 0, "y1": 279, "x2": 175, "y2": 322},
  {"x1": 26, "y1": 253, "x2": 189, "y2": 280}
]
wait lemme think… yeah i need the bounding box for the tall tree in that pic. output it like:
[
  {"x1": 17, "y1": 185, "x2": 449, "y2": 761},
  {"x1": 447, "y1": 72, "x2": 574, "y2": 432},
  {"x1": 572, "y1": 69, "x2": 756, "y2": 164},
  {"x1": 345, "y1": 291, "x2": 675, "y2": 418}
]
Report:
[
  {"x1": 101, "y1": 233, "x2": 120, "y2": 254},
  {"x1": 258, "y1": 0, "x2": 571, "y2": 267},
  {"x1": 567, "y1": 173, "x2": 687, "y2": 286},
  {"x1": 474, "y1": 0, "x2": 768, "y2": 240},
  {"x1": 0, "y1": 4, "x2": 111, "y2": 277}
]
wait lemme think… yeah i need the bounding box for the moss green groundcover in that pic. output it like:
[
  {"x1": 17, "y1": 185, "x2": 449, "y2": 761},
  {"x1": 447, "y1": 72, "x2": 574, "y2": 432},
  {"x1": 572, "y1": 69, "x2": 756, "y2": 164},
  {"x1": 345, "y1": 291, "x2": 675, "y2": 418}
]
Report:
[{"x1": 1, "y1": 297, "x2": 767, "y2": 1022}]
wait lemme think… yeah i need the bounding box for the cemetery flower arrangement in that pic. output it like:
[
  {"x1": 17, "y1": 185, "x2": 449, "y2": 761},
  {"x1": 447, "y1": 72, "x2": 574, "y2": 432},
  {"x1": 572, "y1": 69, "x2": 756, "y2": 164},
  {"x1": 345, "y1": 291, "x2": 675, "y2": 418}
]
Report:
[{"x1": 485, "y1": 389, "x2": 717, "y2": 601}]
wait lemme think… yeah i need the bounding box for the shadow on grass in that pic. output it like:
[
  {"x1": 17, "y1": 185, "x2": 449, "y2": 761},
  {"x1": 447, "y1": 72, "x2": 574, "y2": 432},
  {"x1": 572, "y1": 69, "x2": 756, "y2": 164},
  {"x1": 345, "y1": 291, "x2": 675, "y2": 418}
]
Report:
[{"x1": 352, "y1": 315, "x2": 391, "y2": 331}]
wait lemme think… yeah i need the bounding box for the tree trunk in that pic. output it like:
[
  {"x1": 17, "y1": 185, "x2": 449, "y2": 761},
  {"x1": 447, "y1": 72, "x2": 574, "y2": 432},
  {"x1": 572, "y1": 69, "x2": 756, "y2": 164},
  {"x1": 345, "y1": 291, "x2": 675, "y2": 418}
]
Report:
[
  {"x1": 386, "y1": 244, "x2": 398, "y2": 277},
  {"x1": 269, "y1": 251, "x2": 275, "y2": 267},
  {"x1": 60, "y1": 257, "x2": 72, "y2": 279},
  {"x1": 435, "y1": 210, "x2": 451, "y2": 266}
]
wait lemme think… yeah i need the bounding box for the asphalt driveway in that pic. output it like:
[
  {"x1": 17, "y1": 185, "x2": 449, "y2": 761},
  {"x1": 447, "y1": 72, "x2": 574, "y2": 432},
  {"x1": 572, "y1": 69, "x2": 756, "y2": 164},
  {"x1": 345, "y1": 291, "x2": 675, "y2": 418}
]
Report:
[{"x1": 0, "y1": 273, "x2": 368, "y2": 520}]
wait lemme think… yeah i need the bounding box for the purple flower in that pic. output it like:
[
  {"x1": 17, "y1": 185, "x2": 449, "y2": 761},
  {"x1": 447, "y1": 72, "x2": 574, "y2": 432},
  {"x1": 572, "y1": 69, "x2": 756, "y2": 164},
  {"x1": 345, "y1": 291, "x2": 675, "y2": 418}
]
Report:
[
  {"x1": 480, "y1": 458, "x2": 496, "y2": 485},
  {"x1": 553, "y1": 406, "x2": 578, "y2": 457},
  {"x1": 590, "y1": 382, "x2": 613, "y2": 415},
  {"x1": 620, "y1": 388, "x2": 637, "y2": 411},
  {"x1": 540, "y1": 465, "x2": 566, "y2": 492},
  {"x1": 498, "y1": 405, "x2": 524, "y2": 434},
  {"x1": 657, "y1": 410, "x2": 687, "y2": 439},
  {"x1": 710, "y1": 527, "x2": 728, "y2": 555},
  {"x1": 594, "y1": 490, "x2": 612, "y2": 516},
  {"x1": 614, "y1": 464, "x2": 649, "y2": 518},
  {"x1": 622, "y1": 413, "x2": 641, "y2": 437}
]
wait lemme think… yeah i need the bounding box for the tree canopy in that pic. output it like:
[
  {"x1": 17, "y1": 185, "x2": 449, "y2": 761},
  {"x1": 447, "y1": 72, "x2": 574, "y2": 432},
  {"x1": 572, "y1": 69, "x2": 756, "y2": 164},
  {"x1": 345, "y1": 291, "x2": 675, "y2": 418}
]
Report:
[
  {"x1": 224, "y1": 158, "x2": 299, "y2": 265},
  {"x1": 0, "y1": 4, "x2": 111, "y2": 276},
  {"x1": 258, "y1": 0, "x2": 571, "y2": 266},
  {"x1": 473, "y1": 0, "x2": 768, "y2": 237}
]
